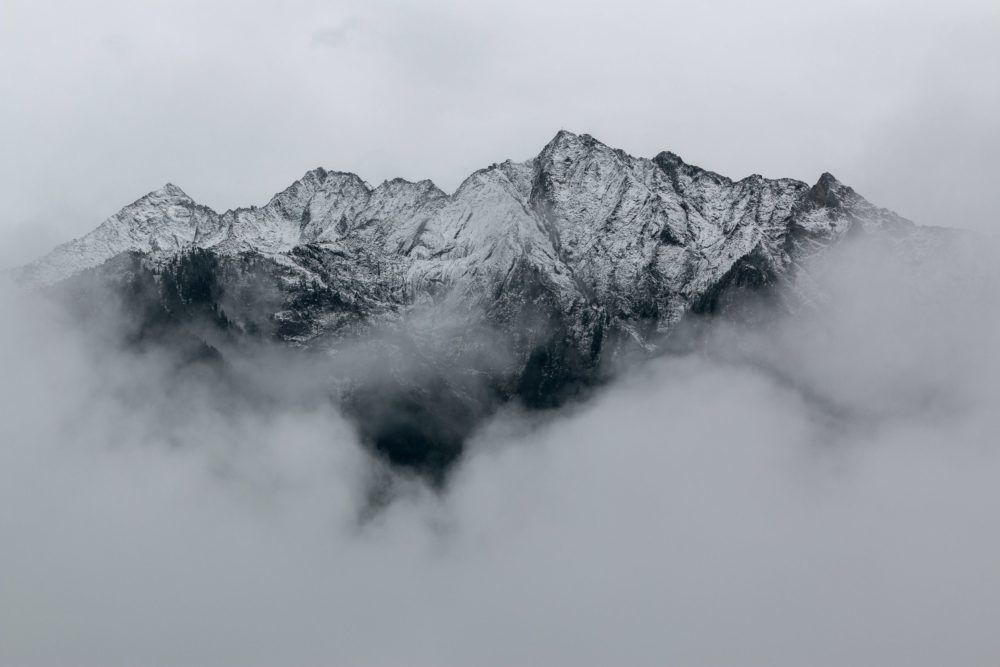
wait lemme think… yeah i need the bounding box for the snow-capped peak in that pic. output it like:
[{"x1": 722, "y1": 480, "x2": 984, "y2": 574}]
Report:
[{"x1": 17, "y1": 131, "x2": 920, "y2": 292}]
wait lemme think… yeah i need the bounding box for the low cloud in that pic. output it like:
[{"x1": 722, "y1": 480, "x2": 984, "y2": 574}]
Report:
[{"x1": 1, "y1": 232, "x2": 999, "y2": 666}]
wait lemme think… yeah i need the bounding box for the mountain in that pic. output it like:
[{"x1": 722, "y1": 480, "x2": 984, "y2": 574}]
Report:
[{"x1": 15, "y1": 131, "x2": 948, "y2": 480}]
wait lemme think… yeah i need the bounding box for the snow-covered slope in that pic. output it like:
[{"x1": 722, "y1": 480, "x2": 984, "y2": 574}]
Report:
[
  {"x1": 18, "y1": 130, "x2": 918, "y2": 296},
  {"x1": 22, "y1": 129, "x2": 951, "y2": 362},
  {"x1": 20, "y1": 128, "x2": 946, "y2": 359}
]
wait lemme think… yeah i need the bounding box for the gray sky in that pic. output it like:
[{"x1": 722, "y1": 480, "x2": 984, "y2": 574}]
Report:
[{"x1": 1, "y1": 0, "x2": 998, "y2": 268}]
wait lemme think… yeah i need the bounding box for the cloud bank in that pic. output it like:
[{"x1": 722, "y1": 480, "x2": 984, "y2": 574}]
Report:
[{"x1": 1, "y1": 233, "x2": 999, "y2": 666}]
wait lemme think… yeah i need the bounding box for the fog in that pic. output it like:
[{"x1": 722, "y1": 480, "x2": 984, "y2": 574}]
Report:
[{"x1": 1, "y1": 230, "x2": 999, "y2": 666}]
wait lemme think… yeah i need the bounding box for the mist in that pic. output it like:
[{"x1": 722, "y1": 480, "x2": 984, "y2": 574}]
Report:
[{"x1": 0, "y1": 227, "x2": 998, "y2": 666}]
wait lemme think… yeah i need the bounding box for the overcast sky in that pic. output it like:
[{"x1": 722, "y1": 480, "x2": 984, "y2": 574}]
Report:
[
  {"x1": 1, "y1": 0, "x2": 998, "y2": 267},
  {"x1": 3, "y1": 4, "x2": 1000, "y2": 664}
]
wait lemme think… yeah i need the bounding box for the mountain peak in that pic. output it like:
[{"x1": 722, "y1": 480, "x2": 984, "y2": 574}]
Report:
[
  {"x1": 550, "y1": 128, "x2": 579, "y2": 143},
  {"x1": 540, "y1": 129, "x2": 609, "y2": 154},
  {"x1": 375, "y1": 177, "x2": 445, "y2": 197},
  {"x1": 808, "y1": 172, "x2": 851, "y2": 207},
  {"x1": 127, "y1": 183, "x2": 194, "y2": 208},
  {"x1": 153, "y1": 182, "x2": 190, "y2": 199},
  {"x1": 302, "y1": 167, "x2": 329, "y2": 183},
  {"x1": 653, "y1": 150, "x2": 686, "y2": 170},
  {"x1": 537, "y1": 130, "x2": 621, "y2": 171},
  {"x1": 817, "y1": 172, "x2": 841, "y2": 186}
]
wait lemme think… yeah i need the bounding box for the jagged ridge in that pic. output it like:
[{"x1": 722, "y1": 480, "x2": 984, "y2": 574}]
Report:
[{"x1": 16, "y1": 130, "x2": 942, "y2": 479}]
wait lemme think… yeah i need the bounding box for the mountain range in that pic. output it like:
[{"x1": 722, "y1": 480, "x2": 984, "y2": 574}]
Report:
[{"x1": 15, "y1": 130, "x2": 950, "y2": 480}]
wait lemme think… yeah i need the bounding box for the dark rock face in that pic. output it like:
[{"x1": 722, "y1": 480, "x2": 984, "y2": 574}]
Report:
[{"x1": 20, "y1": 131, "x2": 944, "y2": 480}]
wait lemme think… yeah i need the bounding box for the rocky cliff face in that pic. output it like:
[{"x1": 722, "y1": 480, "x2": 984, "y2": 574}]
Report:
[{"x1": 16, "y1": 131, "x2": 945, "y2": 479}]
